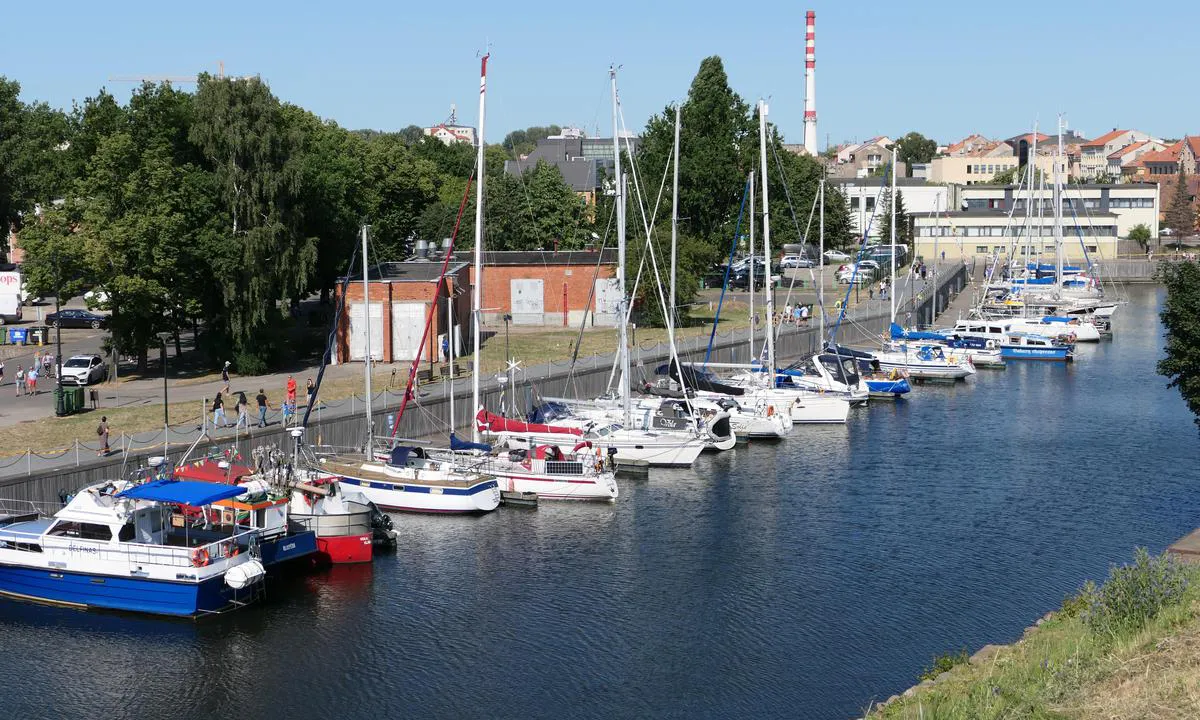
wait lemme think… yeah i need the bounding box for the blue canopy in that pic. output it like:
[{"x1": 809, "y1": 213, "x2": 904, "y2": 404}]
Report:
[
  {"x1": 117, "y1": 479, "x2": 244, "y2": 506},
  {"x1": 450, "y1": 433, "x2": 491, "y2": 453},
  {"x1": 890, "y1": 322, "x2": 949, "y2": 342}
]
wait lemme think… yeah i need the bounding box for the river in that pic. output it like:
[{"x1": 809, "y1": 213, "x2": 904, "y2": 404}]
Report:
[{"x1": 1, "y1": 285, "x2": 1195, "y2": 720}]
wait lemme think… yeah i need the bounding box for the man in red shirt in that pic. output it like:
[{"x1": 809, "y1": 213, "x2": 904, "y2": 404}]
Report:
[{"x1": 284, "y1": 375, "x2": 298, "y2": 426}]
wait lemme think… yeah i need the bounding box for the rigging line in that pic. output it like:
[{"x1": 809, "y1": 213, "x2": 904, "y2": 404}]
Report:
[
  {"x1": 564, "y1": 199, "x2": 617, "y2": 386},
  {"x1": 301, "y1": 239, "x2": 361, "y2": 430},
  {"x1": 828, "y1": 165, "x2": 892, "y2": 347},
  {"x1": 706, "y1": 177, "x2": 752, "y2": 365},
  {"x1": 769, "y1": 140, "x2": 821, "y2": 326}
]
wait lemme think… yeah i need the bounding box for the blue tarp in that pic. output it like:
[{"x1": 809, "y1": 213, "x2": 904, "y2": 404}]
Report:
[
  {"x1": 890, "y1": 322, "x2": 950, "y2": 342},
  {"x1": 117, "y1": 479, "x2": 244, "y2": 506},
  {"x1": 450, "y1": 433, "x2": 491, "y2": 453}
]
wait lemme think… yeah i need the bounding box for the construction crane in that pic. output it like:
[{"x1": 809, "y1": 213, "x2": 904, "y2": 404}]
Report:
[{"x1": 107, "y1": 61, "x2": 228, "y2": 84}]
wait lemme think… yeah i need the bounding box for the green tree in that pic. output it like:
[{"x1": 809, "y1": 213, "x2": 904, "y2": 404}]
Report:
[
  {"x1": 501, "y1": 125, "x2": 562, "y2": 158},
  {"x1": 364, "y1": 133, "x2": 440, "y2": 259},
  {"x1": 190, "y1": 74, "x2": 316, "y2": 372},
  {"x1": 1158, "y1": 260, "x2": 1200, "y2": 425},
  {"x1": 1128, "y1": 223, "x2": 1152, "y2": 252},
  {"x1": 16, "y1": 203, "x2": 89, "y2": 301},
  {"x1": 895, "y1": 131, "x2": 937, "y2": 176},
  {"x1": 485, "y1": 161, "x2": 584, "y2": 250},
  {"x1": 1164, "y1": 167, "x2": 1195, "y2": 239},
  {"x1": 0, "y1": 77, "x2": 75, "y2": 245},
  {"x1": 875, "y1": 183, "x2": 910, "y2": 249}
]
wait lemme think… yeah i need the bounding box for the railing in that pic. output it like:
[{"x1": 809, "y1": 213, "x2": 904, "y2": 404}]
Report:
[{"x1": 0, "y1": 525, "x2": 264, "y2": 571}]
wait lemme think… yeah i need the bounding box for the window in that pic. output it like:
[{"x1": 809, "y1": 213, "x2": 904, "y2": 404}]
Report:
[
  {"x1": 966, "y1": 165, "x2": 973, "y2": 174},
  {"x1": 864, "y1": 197, "x2": 875, "y2": 211},
  {"x1": 118, "y1": 523, "x2": 136, "y2": 542},
  {"x1": 1086, "y1": 245, "x2": 1098, "y2": 252},
  {"x1": 48, "y1": 521, "x2": 112, "y2": 541},
  {"x1": 975, "y1": 246, "x2": 989, "y2": 254}
]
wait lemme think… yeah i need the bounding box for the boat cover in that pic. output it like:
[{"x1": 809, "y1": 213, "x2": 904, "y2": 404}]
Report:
[
  {"x1": 889, "y1": 322, "x2": 949, "y2": 342},
  {"x1": 173, "y1": 459, "x2": 255, "y2": 484},
  {"x1": 476, "y1": 409, "x2": 582, "y2": 436},
  {"x1": 117, "y1": 479, "x2": 244, "y2": 506},
  {"x1": 449, "y1": 433, "x2": 492, "y2": 453}
]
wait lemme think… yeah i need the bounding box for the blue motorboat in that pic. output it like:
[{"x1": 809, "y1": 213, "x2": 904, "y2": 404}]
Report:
[
  {"x1": 998, "y1": 332, "x2": 1074, "y2": 362},
  {"x1": 0, "y1": 480, "x2": 269, "y2": 617},
  {"x1": 823, "y1": 344, "x2": 911, "y2": 398}
]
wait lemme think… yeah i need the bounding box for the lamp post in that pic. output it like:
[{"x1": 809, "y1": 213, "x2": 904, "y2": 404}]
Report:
[{"x1": 158, "y1": 332, "x2": 171, "y2": 449}]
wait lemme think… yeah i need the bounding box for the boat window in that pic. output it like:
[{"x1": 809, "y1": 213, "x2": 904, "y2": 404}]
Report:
[
  {"x1": 118, "y1": 523, "x2": 136, "y2": 542},
  {"x1": 48, "y1": 521, "x2": 113, "y2": 541}
]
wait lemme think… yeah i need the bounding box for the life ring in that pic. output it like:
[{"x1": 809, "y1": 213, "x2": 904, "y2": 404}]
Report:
[
  {"x1": 191, "y1": 548, "x2": 210, "y2": 567},
  {"x1": 985, "y1": 340, "x2": 996, "y2": 350}
]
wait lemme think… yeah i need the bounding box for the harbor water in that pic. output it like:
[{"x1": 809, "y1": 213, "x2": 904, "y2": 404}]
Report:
[{"x1": 1, "y1": 285, "x2": 1196, "y2": 720}]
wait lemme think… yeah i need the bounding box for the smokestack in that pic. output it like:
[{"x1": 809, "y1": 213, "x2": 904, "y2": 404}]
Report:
[{"x1": 803, "y1": 10, "x2": 818, "y2": 156}]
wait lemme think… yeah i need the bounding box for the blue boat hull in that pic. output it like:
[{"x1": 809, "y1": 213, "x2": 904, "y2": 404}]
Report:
[
  {"x1": 1000, "y1": 347, "x2": 1072, "y2": 361},
  {"x1": 0, "y1": 565, "x2": 237, "y2": 617},
  {"x1": 259, "y1": 530, "x2": 320, "y2": 568},
  {"x1": 866, "y1": 379, "x2": 911, "y2": 397}
]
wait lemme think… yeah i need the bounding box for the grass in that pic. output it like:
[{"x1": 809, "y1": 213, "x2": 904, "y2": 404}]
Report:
[{"x1": 867, "y1": 552, "x2": 1200, "y2": 720}]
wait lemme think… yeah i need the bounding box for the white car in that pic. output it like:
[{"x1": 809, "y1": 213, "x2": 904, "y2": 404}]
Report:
[
  {"x1": 60, "y1": 355, "x2": 108, "y2": 386},
  {"x1": 836, "y1": 261, "x2": 881, "y2": 284},
  {"x1": 824, "y1": 250, "x2": 852, "y2": 263},
  {"x1": 779, "y1": 255, "x2": 814, "y2": 269},
  {"x1": 84, "y1": 289, "x2": 110, "y2": 310}
]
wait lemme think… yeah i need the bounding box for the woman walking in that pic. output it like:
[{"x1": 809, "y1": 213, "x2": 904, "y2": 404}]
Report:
[
  {"x1": 235, "y1": 391, "x2": 250, "y2": 429},
  {"x1": 211, "y1": 391, "x2": 227, "y2": 428}
]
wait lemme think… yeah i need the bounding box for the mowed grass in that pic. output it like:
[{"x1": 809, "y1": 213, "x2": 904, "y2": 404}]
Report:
[{"x1": 868, "y1": 563, "x2": 1200, "y2": 720}]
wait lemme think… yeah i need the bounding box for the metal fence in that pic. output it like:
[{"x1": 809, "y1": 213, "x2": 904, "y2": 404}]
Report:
[{"x1": 0, "y1": 264, "x2": 969, "y2": 504}]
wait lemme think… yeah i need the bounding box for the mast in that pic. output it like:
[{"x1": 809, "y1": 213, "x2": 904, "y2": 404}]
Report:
[
  {"x1": 471, "y1": 53, "x2": 488, "y2": 443},
  {"x1": 748, "y1": 170, "x2": 755, "y2": 362},
  {"x1": 611, "y1": 67, "x2": 631, "y2": 427},
  {"x1": 890, "y1": 145, "x2": 897, "y2": 326},
  {"x1": 1054, "y1": 114, "x2": 1065, "y2": 291},
  {"x1": 361, "y1": 224, "x2": 373, "y2": 446},
  {"x1": 818, "y1": 178, "x2": 825, "y2": 339},
  {"x1": 670, "y1": 104, "x2": 681, "y2": 330},
  {"x1": 757, "y1": 101, "x2": 776, "y2": 385},
  {"x1": 448, "y1": 293, "x2": 455, "y2": 433}
]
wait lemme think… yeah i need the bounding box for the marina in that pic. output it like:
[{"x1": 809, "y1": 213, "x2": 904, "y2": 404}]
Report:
[{"x1": 0, "y1": 286, "x2": 1192, "y2": 719}]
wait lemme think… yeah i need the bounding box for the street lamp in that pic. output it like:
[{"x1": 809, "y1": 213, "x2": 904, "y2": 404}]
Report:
[{"x1": 158, "y1": 332, "x2": 171, "y2": 449}]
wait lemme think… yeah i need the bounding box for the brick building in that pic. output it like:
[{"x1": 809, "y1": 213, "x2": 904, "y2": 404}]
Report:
[
  {"x1": 463, "y1": 249, "x2": 619, "y2": 327},
  {"x1": 335, "y1": 261, "x2": 471, "y2": 365}
]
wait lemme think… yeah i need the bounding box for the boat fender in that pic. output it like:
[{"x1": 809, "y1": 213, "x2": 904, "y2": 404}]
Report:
[
  {"x1": 766, "y1": 404, "x2": 774, "y2": 417},
  {"x1": 192, "y1": 547, "x2": 210, "y2": 567},
  {"x1": 985, "y1": 340, "x2": 995, "y2": 350}
]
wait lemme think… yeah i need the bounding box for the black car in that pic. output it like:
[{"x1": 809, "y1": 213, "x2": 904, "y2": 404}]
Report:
[{"x1": 46, "y1": 309, "x2": 108, "y2": 329}]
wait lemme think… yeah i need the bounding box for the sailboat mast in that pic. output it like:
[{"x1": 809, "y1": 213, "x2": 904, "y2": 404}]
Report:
[
  {"x1": 361, "y1": 224, "x2": 373, "y2": 446},
  {"x1": 448, "y1": 294, "x2": 455, "y2": 433},
  {"x1": 471, "y1": 53, "x2": 488, "y2": 443},
  {"x1": 890, "y1": 146, "x2": 897, "y2": 326},
  {"x1": 757, "y1": 101, "x2": 776, "y2": 384},
  {"x1": 818, "y1": 178, "x2": 825, "y2": 339},
  {"x1": 1055, "y1": 115, "x2": 1065, "y2": 290},
  {"x1": 670, "y1": 104, "x2": 680, "y2": 331},
  {"x1": 749, "y1": 171, "x2": 755, "y2": 362},
  {"x1": 611, "y1": 67, "x2": 631, "y2": 427}
]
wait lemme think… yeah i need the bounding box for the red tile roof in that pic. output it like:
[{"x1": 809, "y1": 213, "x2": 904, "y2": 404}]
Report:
[
  {"x1": 1008, "y1": 132, "x2": 1050, "y2": 146},
  {"x1": 1141, "y1": 141, "x2": 1183, "y2": 164},
  {"x1": 1109, "y1": 140, "x2": 1152, "y2": 160},
  {"x1": 946, "y1": 133, "x2": 990, "y2": 155},
  {"x1": 1083, "y1": 129, "x2": 1130, "y2": 148},
  {"x1": 1186, "y1": 136, "x2": 1200, "y2": 159}
]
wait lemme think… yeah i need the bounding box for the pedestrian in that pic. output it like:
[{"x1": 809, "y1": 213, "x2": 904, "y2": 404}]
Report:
[
  {"x1": 33, "y1": 351, "x2": 40, "y2": 373},
  {"x1": 286, "y1": 374, "x2": 297, "y2": 407},
  {"x1": 282, "y1": 398, "x2": 295, "y2": 427},
  {"x1": 784, "y1": 303, "x2": 793, "y2": 324},
  {"x1": 97, "y1": 416, "x2": 110, "y2": 456},
  {"x1": 41, "y1": 352, "x2": 51, "y2": 377},
  {"x1": 0, "y1": 359, "x2": 4, "y2": 386},
  {"x1": 869, "y1": 286, "x2": 874, "y2": 300},
  {"x1": 256, "y1": 388, "x2": 270, "y2": 427},
  {"x1": 211, "y1": 391, "x2": 227, "y2": 428},
  {"x1": 220, "y1": 361, "x2": 231, "y2": 394},
  {"x1": 441, "y1": 335, "x2": 450, "y2": 362},
  {"x1": 235, "y1": 391, "x2": 250, "y2": 429},
  {"x1": 941, "y1": 250, "x2": 946, "y2": 262},
  {"x1": 305, "y1": 377, "x2": 315, "y2": 409},
  {"x1": 793, "y1": 305, "x2": 803, "y2": 324},
  {"x1": 27, "y1": 365, "x2": 37, "y2": 395},
  {"x1": 15, "y1": 366, "x2": 24, "y2": 397},
  {"x1": 799, "y1": 304, "x2": 810, "y2": 326}
]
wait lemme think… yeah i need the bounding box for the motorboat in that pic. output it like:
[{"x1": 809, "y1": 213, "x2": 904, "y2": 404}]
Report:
[
  {"x1": 517, "y1": 396, "x2": 736, "y2": 453},
  {"x1": 887, "y1": 323, "x2": 1004, "y2": 368},
  {"x1": 446, "y1": 435, "x2": 619, "y2": 501},
  {"x1": 0, "y1": 479, "x2": 269, "y2": 616},
  {"x1": 772, "y1": 353, "x2": 870, "y2": 403},
  {"x1": 999, "y1": 331, "x2": 1074, "y2": 362},
  {"x1": 648, "y1": 364, "x2": 793, "y2": 439},
  {"x1": 873, "y1": 343, "x2": 975, "y2": 381},
  {"x1": 822, "y1": 345, "x2": 912, "y2": 398}
]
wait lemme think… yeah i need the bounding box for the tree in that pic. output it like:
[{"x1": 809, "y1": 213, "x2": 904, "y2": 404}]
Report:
[
  {"x1": 992, "y1": 164, "x2": 1045, "y2": 185},
  {"x1": 875, "y1": 185, "x2": 910, "y2": 249},
  {"x1": 1128, "y1": 223, "x2": 1152, "y2": 252},
  {"x1": 190, "y1": 74, "x2": 317, "y2": 372},
  {"x1": 363, "y1": 133, "x2": 440, "y2": 259},
  {"x1": 17, "y1": 203, "x2": 89, "y2": 301},
  {"x1": 1158, "y1": 260, "x2": 1200, "y2": 426},
  {"x1": 1164, "y1": 167, "x2": 1196, "y2": 239},
  {"x1": 895, "y1": 132, "x2": 937, "y2": 176},
  {"x1": 0, "y1": 77, "x2": 75, "y2": 246},
  {"x1": 484, "y1": 161, "x2": 584, "y2": 251},
  {"x1": 501, "y1": 125, "x2": 562, "y2": 158}
]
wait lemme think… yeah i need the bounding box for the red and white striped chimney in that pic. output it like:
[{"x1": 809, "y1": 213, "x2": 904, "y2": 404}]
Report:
[{"x1": 803, "y1": 10, "x2": 818, "y2": 155}]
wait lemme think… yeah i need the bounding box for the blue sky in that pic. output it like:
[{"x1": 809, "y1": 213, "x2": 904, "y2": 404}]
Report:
[{"x1": 3, "y1": 0, "x2": 1195, "y2": 147}]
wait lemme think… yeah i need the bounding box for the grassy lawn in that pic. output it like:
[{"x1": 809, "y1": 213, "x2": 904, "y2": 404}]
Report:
[{"x1": 870, "y1": 556, "x2": 1200, "y2": 719}]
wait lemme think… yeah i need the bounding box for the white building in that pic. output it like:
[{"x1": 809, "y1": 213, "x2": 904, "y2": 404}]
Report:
[
  {"x1": 913, "y1": 210, "x2": 1120, "y2": 262},
  {"x1": 831, "y1": 178, "x2": 949, "y2": 240},
  {"x1": 1079, "y1": 129, "x2": 1159, "y2": 179},
  {"x1": 424, "y1": 123, "x2": 477, "y2": 146},
  {"x1": 956, "y1": 183, "x2": 1159, "y2": 238}
]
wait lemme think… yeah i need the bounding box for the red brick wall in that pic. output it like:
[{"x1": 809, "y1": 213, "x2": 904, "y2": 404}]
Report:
[
  {"x1": 469, "y1": 263, "x2": 616, "y2": 315},
  {"x1": 336, "y1": 266, "x2": 470, "y2": 364}
]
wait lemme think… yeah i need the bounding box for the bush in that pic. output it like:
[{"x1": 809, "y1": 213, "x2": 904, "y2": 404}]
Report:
[
  {"x1": 1082, "y1": 548, "x2": 1190, "y2": 637},
  {"x1": 918, "y1": 647, "x2": 969, "y2": 682}
]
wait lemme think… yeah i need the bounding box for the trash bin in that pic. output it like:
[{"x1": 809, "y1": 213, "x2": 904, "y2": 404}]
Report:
[
  {"x1": 9, "y1": 328, "x2": 27, "y2": 345},
  {"x1": 28, "y1": 326, "x2": 46, "y2": 346},
  {"x1": 55, "y1": 387, "x2": 67, "y2": 417},
  {"x1": 70, "y1": 386, "x2": 84, "y2": 412}
]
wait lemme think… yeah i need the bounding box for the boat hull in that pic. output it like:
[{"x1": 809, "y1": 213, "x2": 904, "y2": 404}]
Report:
[
  {"x1": 999, "y1": 347, "x2": 1072, "y2": 361},
  {"x1": 488, "y1": 470, "x2": 618, "y2": 501},
  {"x1": 866, "y1": 379, "x2": 911, "y2": 398},
  {"x1": 0, "y1": 564, "x2": 237, "y2": 617},
  {"x1": 290, "y1": 506, "x2": 376, "y2": 564},
  {"x1": 258, "y1": 531, "x2": 321, "y2": 568},
  {"x1": 338, "y1": 476, "x2": 500, "y2": 513},
  {"x1": 315, "y1": 533, "x2": 373, "y2": 564}
]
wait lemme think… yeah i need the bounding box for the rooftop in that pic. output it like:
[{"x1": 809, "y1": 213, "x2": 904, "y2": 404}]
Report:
[
  {"x1": 1083, "y1": 129, "x2": 1130, "y2": 148},
  {"x1": 451, "y1": 249, "x2": 618, "y2": 266}
]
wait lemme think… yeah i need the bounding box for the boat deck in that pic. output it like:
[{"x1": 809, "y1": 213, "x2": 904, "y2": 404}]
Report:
[{"x1": 320, "y1": 459, "x2": 486, "y2": 488}]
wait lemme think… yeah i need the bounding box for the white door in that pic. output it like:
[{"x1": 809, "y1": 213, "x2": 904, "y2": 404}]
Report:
[
  {"x1": 349, "y1": 302, "x2": 384, "y2": 361},
  {"x1": 390, "y1": 302, "x2": 427, "y2": 361},
  {"x1": 593, "y1": 278, "x2": 622, "y2": 326},
  {"x1": 511, "y1": 279, "x2": 544, "y2": 325}
]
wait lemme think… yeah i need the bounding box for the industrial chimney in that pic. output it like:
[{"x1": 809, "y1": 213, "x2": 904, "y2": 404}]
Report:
[{"x1": 803, "y1": 10, "x2": 818, "y2": 156}]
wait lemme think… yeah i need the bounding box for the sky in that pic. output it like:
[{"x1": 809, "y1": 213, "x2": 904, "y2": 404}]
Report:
[{"x1": 3, "y1": 0, "x2": 1196, "y2": 148}]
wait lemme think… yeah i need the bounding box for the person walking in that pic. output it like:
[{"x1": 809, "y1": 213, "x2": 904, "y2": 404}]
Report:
[
  {"x1": 14, "y1": 365, "x2": 23, "y2": 397},
  {"x1": 255, "y1": 388, "x2": 270, "y2": 428},
  {"x1": 799, "y1": 304, "x2": 810, "y2": 326},
  {"x1": 235, "y1": 391, "x2": 250, "y2": 429},
  {"x1": 97, "y1": 416, "x2": 111, "y2": 456},
  {"x1": 783, "y1": 303, "x2": 793, "y2": 325},
  {"x1": 305, "y1": 377, "x2": 315, "y2": 410},
  {"x1": 211, "y1": 391, "x2": 227, "y2": 428},
  {"x1": 0, "y1": 359, "x2": 5, "y2": 387},
  {"x1": 220, "y1": 361, "x2": 232, "y2": 394},
  {"x1": 27, "y1": 365, "x2": 37, "y2": 395}
]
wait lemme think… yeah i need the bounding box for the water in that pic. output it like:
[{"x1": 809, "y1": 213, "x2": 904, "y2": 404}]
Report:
[{"x1": 2, "y1": 286, "x2": 1197, "y2": 720}]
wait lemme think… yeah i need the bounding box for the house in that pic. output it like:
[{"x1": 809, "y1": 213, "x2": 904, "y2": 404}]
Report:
[
  {"x1": 504, "y1": 132, "x2": 640, "y2": 205},
  {"x1": 955, "y1": 183, "x2": 1159, "y2": 238},
  {"x1": 1079, "y1": 129, "x2": 1160, "y2": 178},
  {"x1": 1139, "y1": 141, "x2": 1184, "y2": 177},
  {"x1": 928, "y1": 141, "x2": 1023, "y2": 185},
  {"x1": 1107, "y1": 140, "x2": 1165, "y2": 178},
  {"x1": 828, "y1": 139, "x2": 902, "y2": 179},
  {"x1": 834, "y1": 136, "x2": 892, "y2": 165},
  {"x1": 830, "y1": 178, "x2": 949, "y2": 240},
  {"x1": 424, "y1": 123, "x2": 477, "y2": 146},
  {"x1": 913, "y1": 209, "x2": 1119, "y2": 262}
]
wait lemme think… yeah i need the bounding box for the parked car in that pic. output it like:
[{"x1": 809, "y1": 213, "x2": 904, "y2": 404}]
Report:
[
  {"x1": 60, "y1": 354, "x2": 108, "y2": 386},
  {"x1": 779, "y1": 255, "x2": 814, "y2": 269},
  {"x1": 823, "y1": 249, "x2": 852, "y2": 263},
  {"x1": 83, "y1": 289, "x2": 110, "y2": 310},
  {"x1": 836, "y1": 261, "x2": 881, "y2": 284},
  {"x1": 46, "y1": 309, "x2": 109, "y2": 329}
]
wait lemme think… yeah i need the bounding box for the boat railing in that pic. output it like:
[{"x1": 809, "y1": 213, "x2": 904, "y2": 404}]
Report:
[
  {"x1": 0, "y1": 498, "x2": 57, "y2": 520},
  {"x1": 457, "y1": 453, "x2": 590, "y2": 477},
  {"x1": 22, "y1": 526, "x2": 264, "y2": 570}
]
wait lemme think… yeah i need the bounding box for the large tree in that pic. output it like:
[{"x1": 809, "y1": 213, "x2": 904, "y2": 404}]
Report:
[
  {"x1": 0, "y1": 77, "x2": 75, "y2": 247},
  {"x1": 895, "y1": 131, "x2": 937, "y2": 176},
  {"x1": 1158, "y1": 260, "x2": 1200, "y2": 426},
  {"x1": 876, "y1": 186, "x2": 911, "y2": 249},
  {"x1": 1164, "y1": 167, "x2": 1196, "y2": 239},
  {"x1": 190, "y1": 74, "x2": 317, "y2": 372}
]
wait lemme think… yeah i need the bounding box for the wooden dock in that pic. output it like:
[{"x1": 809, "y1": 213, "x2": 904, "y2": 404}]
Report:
[{"x1": 1167, "y1": 528, "x2": 1200, "y2": 564}]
